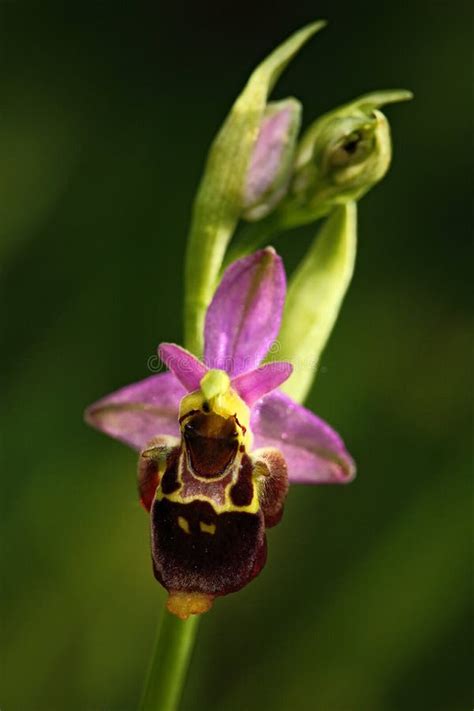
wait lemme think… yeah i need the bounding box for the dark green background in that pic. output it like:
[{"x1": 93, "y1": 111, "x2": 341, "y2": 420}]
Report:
[{"x1": 1, "y1": 2, "x2": 472, "y2": 710}]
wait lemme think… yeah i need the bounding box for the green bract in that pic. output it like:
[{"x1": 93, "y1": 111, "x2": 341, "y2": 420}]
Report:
[
  {"x1": 184, "y1": 21, "x2": 326, "y2": 357},
  {"x1": 276, "y1": 202, "x2": 357, "y2": 403}
]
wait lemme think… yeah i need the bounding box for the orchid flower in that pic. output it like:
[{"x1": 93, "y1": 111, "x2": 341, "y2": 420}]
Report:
[
  {"x1": 85, "y1": 248, "x2": 355, "y2": 620},
  {"x1": 79, "y1": 20, "x2": 410, "y2": 710}
]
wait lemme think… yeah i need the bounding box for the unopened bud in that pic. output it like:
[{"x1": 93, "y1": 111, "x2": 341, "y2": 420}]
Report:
[
  {"x1": 242, "y1": 98, "x2": 302, "y2": 221},
  {"x1": 285, "y1": 89, "x2": 412, "y2": 225}
]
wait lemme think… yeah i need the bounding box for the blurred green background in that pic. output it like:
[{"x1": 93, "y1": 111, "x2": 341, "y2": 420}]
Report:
[{"x1": 1, "y1": 2, "x2": 472, "y2": 710}]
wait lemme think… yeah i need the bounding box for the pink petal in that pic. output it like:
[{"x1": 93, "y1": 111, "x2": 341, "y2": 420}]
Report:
[
  {"x1": 158, "y1": 343, "x2": 208, "y2": 392},
  {"x1": 84, "y1": 372, "x2": 184, "y2": 451},
  {"x1": 232, "y1": 362, "x2": 293, "y2": 406},
  {"x1": 251, "y1": 390, "x2": 355, "y2": 484},
  {"x1": 204, "y1": 248, "x2": 286, "y2": 376}
]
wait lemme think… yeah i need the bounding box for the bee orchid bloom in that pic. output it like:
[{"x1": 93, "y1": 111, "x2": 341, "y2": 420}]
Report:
[{"x1": 85, "y1": 248, "x2": 355, "y2": 619}]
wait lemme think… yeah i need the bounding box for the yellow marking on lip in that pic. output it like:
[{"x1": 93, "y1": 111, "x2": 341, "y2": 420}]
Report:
[
  {"x1": 199, "y1": 521, "x2": 216, "y2": 535},
  {"x1": 155, "y1": 448, "x2": 260, "y2": 514},
  {"x1": 177, "y1": 516, "x2": 190, "y2": 534},
  {"x1": 158, "y1": 489, "x2": 259, "y2": 515}
]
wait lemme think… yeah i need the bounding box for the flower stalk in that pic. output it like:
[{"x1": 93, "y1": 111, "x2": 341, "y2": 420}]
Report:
[{"x1": 139, "y1": 612, "x2": 199, "y2": 711}]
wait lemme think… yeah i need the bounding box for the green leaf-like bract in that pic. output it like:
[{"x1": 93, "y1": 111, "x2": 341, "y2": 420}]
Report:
[
  {"x1": 183, "y1": 21, "x2": 326, "y2": 356},
  {"x1": 277, "y1": 202, "x2": 357, "y2": 403}
]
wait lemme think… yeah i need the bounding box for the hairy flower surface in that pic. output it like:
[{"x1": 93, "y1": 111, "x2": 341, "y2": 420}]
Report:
[{"x1": 85, "y1": 249, "x2": 355, "y2": 618}]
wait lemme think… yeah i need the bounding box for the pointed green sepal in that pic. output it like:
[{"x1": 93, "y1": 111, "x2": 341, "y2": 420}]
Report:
[
  {"x1": 183, "y1": 21, "x2": 326, "y2": 356},
  {"x1": 277, "y1": 202, "x2": 357, "y2": 403}
]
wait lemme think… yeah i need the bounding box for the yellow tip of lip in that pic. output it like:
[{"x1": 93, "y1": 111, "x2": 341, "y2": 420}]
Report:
[{"x1": 166, "y1": 592, "x2": 214, "y2": 620}]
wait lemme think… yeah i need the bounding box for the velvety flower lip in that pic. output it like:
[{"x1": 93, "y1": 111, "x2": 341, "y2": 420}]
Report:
[{"x1": 85, "y1": 248, "x2": 355, "y2": 485}]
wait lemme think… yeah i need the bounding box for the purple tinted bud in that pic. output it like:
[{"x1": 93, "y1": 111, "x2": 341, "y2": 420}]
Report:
[{"x1": 243, "y1": 98, "x2": 301, "y2": 221}]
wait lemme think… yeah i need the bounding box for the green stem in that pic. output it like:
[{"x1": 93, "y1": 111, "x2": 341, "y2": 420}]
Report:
[
  {"x1": 139, "y1": 610, "x2": 200, "y2": 711},
  {"x1": 223, "y1": 199, "x2": 330, "y2": 268},
  {"x1": 223, "y1": 212, "x2": 284, "y2": 267}
]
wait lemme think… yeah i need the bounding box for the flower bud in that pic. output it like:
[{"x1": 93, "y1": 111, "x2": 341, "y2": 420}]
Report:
[
  {"x1": 242, "y1": 98, "x2": 302, "y2": 221},
  {"x1": 284, "y1": 89, "x2": 412, "y2": 225}
]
